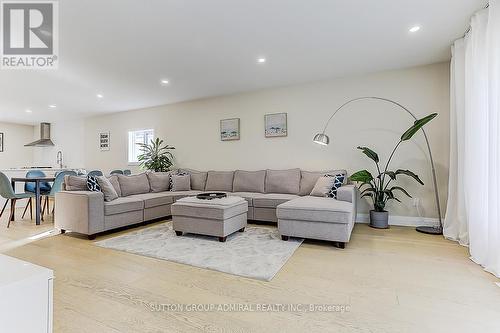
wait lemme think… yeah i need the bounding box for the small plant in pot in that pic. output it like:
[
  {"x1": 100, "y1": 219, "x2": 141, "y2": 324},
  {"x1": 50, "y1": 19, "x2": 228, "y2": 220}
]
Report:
[
  {"x1": 137, "y1": 138, "x2": 175, "y2": 172},
  {"x1": 348, "y1": 113, "x2": 437, "y2": 229}
]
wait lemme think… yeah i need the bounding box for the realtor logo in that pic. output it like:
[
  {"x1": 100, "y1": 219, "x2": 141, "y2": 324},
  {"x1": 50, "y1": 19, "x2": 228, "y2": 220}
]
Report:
[{"x1": 1, "y1": 1, "x2": 58, "y2": 69}]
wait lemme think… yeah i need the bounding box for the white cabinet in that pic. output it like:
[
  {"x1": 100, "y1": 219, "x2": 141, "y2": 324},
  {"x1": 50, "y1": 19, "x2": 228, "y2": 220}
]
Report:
[{"x1": 0, "y1": 254, "x2": 54, "y2": 333}]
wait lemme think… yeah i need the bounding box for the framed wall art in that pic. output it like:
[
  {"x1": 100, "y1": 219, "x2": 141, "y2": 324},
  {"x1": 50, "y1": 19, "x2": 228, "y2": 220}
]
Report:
[
  {"x1": 99, "y1": 132, "x2": 110, "y2": 151},
  {"x1": 220, "y1": 118, "x2": 240, "y2": 141},
  {"x1": 265, "y1": 113, "x2": 287, "y2": 137}
]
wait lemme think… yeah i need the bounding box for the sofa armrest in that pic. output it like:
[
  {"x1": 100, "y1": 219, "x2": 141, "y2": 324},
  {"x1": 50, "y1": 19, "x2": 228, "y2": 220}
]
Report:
[
  {"x1": 336, "y1": 185, "x2": 357, "y2": 203},
  {"x1": 55, "y1": 191, "x2": 105, "y2": 235}
]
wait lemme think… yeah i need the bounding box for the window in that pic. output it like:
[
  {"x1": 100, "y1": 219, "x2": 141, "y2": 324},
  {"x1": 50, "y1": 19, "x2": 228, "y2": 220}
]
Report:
[{"x1": 128, "y1": 129, "x2": 154, "y2": 164}]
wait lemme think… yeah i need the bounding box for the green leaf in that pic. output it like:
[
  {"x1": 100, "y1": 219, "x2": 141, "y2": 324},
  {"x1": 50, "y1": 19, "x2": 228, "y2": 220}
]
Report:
[
  {"x1": 390, "y1": 186, "x2": 412, "y2": 198},
  {"x1": 349, "y1": 170, "x2": 374, "y2": 183},
  {"x1": 401, "y1": 113, "x2": 437, "y2": 141},
  {"x1": 395, "y1": 169, "x2": 424, "y2": 185},
  {"x1": 357, "y1": 146, "x2": 379, "y2": 163},
  {"x1": 378, "y1": 171, "x2": 396, "y2": 180},
  {"x1": 360, "y1": 187, "x2": 376, "y2": 196}
]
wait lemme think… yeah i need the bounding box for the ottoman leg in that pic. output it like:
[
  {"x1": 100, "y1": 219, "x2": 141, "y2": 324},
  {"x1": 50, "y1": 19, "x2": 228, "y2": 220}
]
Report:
[
  {"x1": 281, "y1": 235, "x2": 289, "y2": 241},
  {"x1": 238, "y1": 227, "x2": 245, "y2": 232},
  {"x1": 334, "y1": 241, "x2": 345, "y2": 249},
  {"x1": 175, "y1": 231, "x2": 183, "y2": 236},
  {"x1": 218, "y1": 236, "x2": 227, "y2": 242}
]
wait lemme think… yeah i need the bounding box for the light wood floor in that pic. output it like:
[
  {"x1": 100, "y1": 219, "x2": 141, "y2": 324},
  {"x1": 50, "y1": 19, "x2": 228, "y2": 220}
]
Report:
[{"x1": 2, "y1": 210, "x2": 500, "y2": 333}]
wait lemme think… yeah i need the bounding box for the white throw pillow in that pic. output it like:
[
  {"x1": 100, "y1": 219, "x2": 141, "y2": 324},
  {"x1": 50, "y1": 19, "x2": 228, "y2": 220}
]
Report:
[{"x1": 310, "y1": 176, "x2": 337, "y2": 197}]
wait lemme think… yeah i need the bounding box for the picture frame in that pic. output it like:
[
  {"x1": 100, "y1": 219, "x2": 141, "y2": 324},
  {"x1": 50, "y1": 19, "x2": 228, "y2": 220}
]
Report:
[
  {"x1": 220, "y1": 118, "x2": 240, "y2": 141},
  {"x1": 265, "y1": 113, "x2": 287, "y2": 137},
  {"x1": 0, "y1": 132, "x2": 3, "y2": 152},
  {"x1": 99, "y1": 132, "x2": 110, "y2": 151}
]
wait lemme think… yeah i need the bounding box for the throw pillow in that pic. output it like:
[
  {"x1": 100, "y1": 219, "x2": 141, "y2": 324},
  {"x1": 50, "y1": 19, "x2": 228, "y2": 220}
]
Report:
[
  {"x1": 310, "y1": 174, "x2": 345, "y2": 199},
  {"x1": 107, "y1": 175, "x2": 122, "y2": 196},
  {"x1": 96, "y1": 176, "x2": 118, "y2": 201},
  {"x1": 326, "y1": 174, "x2": 346, "y2": 199},
  {"x1": 87, "y1": 175, "x2": 101, "y2": 192},
  {"x1": 170, "y1": 171, "x2": 188, "y2": 191},
  {"x1": 64, "y1": 175, "x2": 87, "y2": 191},
  {"x1": 170, "y1": 174, "x2": 191, "y2": 191}
]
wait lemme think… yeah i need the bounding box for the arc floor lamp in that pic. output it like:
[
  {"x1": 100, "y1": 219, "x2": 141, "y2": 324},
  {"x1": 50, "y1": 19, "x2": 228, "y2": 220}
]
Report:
[{"x1": 313, "y1": 96, "x2": 443, "y2": 235}]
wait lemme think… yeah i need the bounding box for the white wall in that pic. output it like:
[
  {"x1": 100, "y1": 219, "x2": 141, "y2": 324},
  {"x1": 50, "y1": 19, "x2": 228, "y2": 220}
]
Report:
[
  {"x1": 84, "y1": 62, "x2": 450, "y2": 218},
  {"x1": 32, "y1": 120, "x2": 85, "y2": 168},
  {"x1": 0, "y1": 122, "x2": 34, "y2": 169}
]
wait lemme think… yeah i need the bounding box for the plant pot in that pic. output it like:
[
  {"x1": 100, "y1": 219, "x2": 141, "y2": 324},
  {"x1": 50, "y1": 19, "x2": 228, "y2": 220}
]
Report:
[{"x1": 369, "y1": 210, "x2": 389, "y2": 229}]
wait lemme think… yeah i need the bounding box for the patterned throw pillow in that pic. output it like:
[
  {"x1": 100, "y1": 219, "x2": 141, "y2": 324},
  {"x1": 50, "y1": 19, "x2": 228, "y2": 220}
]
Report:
[
  {"x1": 169, "y1": 171, "x2": 188, "y2": 191},
  {"x1": 326, "y1": 174, "x2": 345, "y2": 199},
  {"x1": 87, "y1": 175, "x2": 101, "y2": 192}
]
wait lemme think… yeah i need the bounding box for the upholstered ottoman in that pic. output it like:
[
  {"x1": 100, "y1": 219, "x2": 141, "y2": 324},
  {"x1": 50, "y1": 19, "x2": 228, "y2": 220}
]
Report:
[
  {"x1": 276, "y1": 195, "x2": 357, "y2": 248},
  {"x1": 171, "y1": 196, "x2": 248, "y2": 242}
]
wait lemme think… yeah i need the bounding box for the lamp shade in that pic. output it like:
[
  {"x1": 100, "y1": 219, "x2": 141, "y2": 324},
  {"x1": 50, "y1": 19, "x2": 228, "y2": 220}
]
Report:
[{"x1": 313, "y1": 133, "x2": 330, "y2": 145}]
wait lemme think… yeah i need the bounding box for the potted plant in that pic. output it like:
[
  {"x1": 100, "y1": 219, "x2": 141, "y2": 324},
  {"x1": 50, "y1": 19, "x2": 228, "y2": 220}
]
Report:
[
  {"x1": 349, "y1": 113, "x2": 437, "y2": 229},
  {"x1": 137, "y1": 138, "x2": 175, "y2": 172}
]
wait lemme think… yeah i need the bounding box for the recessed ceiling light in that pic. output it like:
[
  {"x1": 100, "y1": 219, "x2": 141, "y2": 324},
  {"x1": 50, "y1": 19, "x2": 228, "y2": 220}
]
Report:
[
  {"x1": 257, "y1": 57, "x2": 266, "y2": 64},
  {"x1": 25, "y1": 109, "x2": 32, "y2": 113},
  {"x1": 409, "y1": 26, "x2": 421, "y2": 33},
  {"x1": 48, "y1": 104, "x2": 57, "y2": 108},
  {"x1": 96, "y1": 93, "x2": 104, "y2": 98},
  {"x1": 160, "y1": 79, "x2": 169, "y2": 85}
]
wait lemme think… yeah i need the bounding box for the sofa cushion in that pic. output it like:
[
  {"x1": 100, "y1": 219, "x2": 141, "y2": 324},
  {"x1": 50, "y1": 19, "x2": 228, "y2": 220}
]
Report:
[
  {"x1": 233, "y1": 170, "x2": 265, "y2": 193},
  {"x1": 265, "y1": 169, "x2": 300, "y2": 194},
  {"x1": 107, "y1": 175, "x2": 122, "y2": 196},
  {"x1": 276, "y1": 196, "x2": 352, "y2": 224},
  {"x1": 64, "y1": 175, "x2": 87, "y2": 191},
  {"x1": 299, "y1": 170, "x2": 347, "y2": 196},
  {"x1": 147, "y1": 172, "x2": 172, "y2": 192},
  {"x1": 96, "y1": 176, "x2": 118, "y2": 201},
  {"x1": 230, "y1": 192, "x2": 269, "y2": 207},
  {"x1": 104, "y1": 196, "x2": 144, "y2": 216},
  {"x1": 163, "y1": 190, "x2": 203, "y2": 202},
  {"x1": 205, "y1": 171, "x2": 234, "y2": 192},
  {"x1": 253, "y1": 193, "x2": 299, "y2": 208},
  {"x1": 130, "y1": 192, "x2": 174, "y2": 208},
  {"x1": 181, "y1": 169, "x2": 208, "y2": 191},
  {"x1": 118, "y1": 173, "x2": 150, "y2": 196}
]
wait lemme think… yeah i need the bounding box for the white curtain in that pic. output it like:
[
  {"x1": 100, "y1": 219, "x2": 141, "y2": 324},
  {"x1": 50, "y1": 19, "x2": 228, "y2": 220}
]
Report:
[{"x1": 445, "y1": 1, "x2": 500, "y2": 278}]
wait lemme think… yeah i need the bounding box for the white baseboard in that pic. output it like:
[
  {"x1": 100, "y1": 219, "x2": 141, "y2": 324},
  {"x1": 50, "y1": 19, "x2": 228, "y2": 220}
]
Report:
[{"x1": 356, "y1": 213, "x2": 439, "y2": 227}]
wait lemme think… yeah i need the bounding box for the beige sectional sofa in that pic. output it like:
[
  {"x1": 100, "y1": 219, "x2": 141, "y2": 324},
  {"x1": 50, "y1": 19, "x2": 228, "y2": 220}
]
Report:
[{"x1": 55, "y1": 168, "x2": 357, "y2": 246}]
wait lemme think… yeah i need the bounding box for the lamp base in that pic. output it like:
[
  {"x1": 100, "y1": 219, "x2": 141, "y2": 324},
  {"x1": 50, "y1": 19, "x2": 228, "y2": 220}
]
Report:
[{"x1": 416, "y1": 226, "x2": 443, "y2": 235}]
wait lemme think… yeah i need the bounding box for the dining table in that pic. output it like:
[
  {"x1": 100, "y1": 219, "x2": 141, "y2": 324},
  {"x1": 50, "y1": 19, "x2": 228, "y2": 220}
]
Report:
[{"x1": 11, "y1": 176, "x2": 55, "y2": 226}]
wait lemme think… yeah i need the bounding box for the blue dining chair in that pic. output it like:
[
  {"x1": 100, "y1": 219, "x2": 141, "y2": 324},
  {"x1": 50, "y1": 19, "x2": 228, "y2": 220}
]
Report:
[
  {"x1": 110, "y1": 169, "x2": 124, "y2": 175},
  {"x1": 42, "y1": 170, "x2": 77, "y2": 216},
  {"x1": 123, "y1": 169, "x2": 132, "y2": 175},
  {"x1": 0, "y1": 172, "x2": 35, "y2": 227},
  {"x1": 87, "y1": 170, "x2": 103, "y2": 177},
  {"x1": 23, "y1": 170, "x2": 52, "y2": 221}
]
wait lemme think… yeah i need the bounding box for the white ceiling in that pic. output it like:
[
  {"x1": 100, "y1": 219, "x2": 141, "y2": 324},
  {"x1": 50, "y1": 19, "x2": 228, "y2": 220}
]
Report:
[{"x1": 0, "y1": 0, "x2": 486, "y2": 124}]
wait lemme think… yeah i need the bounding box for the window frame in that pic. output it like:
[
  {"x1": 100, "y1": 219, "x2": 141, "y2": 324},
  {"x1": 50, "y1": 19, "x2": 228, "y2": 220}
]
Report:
[{"x1": 127, "y1": 128, "x2": 155, "y2": 165}]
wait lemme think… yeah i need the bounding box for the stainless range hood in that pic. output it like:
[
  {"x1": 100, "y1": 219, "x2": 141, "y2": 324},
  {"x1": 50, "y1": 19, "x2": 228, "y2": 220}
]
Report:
[{"x1": 25, "y1": 122, "x2": 54, "y2": 147}]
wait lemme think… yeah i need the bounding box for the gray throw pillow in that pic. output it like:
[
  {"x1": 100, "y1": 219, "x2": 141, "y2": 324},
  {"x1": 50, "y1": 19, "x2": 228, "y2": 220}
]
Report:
[
  {"x1": 147, "y1": 172, "x2": 172, "y2": 192},
  {"x1": 97, "y1": 176, "x2": 118, "y2": 201},
  {"x1": 64, "y1": 175, "x2": 87, "y2": 191},
  {"x1": 107, "y1": 175, "x2": 122, "y2": 196},
  {"x1": 171, "y1": 174, "x2": 191, "y2": 191}
]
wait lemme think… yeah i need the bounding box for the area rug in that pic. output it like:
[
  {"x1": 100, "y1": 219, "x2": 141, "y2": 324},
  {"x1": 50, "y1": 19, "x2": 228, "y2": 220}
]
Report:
[{"x1": 95, "y1": 222, "x2": 302, "y2": 281}]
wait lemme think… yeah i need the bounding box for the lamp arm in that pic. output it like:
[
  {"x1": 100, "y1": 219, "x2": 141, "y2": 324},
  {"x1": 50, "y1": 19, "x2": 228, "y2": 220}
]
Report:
[{"x1": 320, "y1": 96, "x2": 442, "y2": 228}]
